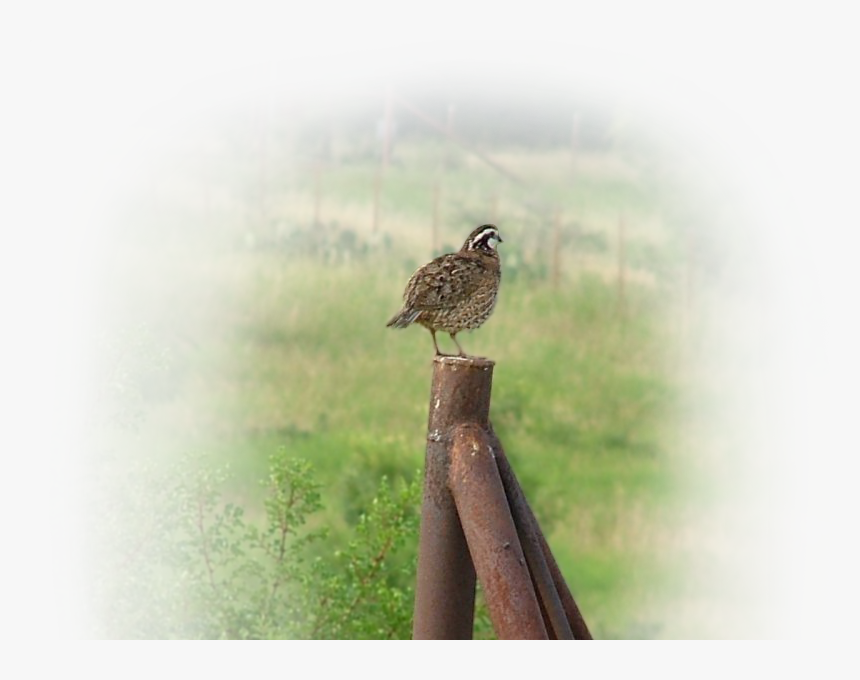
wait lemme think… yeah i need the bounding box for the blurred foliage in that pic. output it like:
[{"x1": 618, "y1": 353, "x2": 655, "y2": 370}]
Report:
[{"x1": 91, "y1": 449, "x2": 420, "y2": 639}]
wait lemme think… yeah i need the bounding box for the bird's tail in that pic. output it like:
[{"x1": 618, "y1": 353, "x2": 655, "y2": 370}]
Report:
[{"x1": 386, "y1": 307, "x2": 420, "y2": 328}]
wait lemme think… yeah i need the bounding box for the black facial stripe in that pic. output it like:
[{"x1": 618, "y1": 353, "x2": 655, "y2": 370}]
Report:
[{"x1": 470, "y1": 229, "x2": 498, "y2": 250}]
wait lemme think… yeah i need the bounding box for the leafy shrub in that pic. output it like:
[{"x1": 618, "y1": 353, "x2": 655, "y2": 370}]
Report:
[{"x1": 93, "y1": 449, "x2": 421, "y2": 639}]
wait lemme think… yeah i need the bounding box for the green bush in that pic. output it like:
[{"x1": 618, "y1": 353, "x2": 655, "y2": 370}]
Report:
[{"x1": 94, "y1": 449, "x2": 421, "y2": 639}]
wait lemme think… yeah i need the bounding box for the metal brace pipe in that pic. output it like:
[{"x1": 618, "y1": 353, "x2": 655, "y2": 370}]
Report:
[
  {"x1": 449, "y1": 423, "x2": 548, "y2": 639},
  {"x1": 490, "y1": 424, "x2": 593, "y2": 640}
]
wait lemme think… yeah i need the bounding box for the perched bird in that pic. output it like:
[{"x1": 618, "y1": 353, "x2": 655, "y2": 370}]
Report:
[{"x1": 387, "y1": 224, "x2": 503, "y2": 357}]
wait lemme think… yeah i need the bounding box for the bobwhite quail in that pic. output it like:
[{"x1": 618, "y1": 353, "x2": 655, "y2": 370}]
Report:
[{"x1": 387, "y1": 224, "x2": 503, "y2": 357}]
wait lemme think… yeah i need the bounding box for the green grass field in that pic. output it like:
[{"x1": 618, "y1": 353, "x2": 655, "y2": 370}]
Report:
[{"x1": 92, "y1": 133, "x2": 742, "y2": 638}]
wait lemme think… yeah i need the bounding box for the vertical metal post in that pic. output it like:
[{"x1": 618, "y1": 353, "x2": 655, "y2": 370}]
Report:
[{"x1": 412, "y1": 356, "x2": 494, "y2": 639}]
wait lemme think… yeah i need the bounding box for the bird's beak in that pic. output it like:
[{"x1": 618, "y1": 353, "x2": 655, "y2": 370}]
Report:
[{"x1": 497, "y1": 235, "x2": 504, "y2": 244}]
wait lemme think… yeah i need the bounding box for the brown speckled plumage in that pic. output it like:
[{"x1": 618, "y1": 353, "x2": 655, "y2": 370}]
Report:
[{"x1": 387, "y1": 224, "x2": 503, "y2": 356}]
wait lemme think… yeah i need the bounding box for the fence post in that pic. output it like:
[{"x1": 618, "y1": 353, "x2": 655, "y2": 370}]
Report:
[
  {"x1": 552, "y1": 209, "x2": 563, "y2": 290},
  {"x1": 313, "y1": 162, "x2": 322, "y2": 226},
  {"x1": 412, "y1": 355, "x2": 591, "y2": 639},
  {"x1": 431, "y1": 183, "x2": 440, "y2": 254},
  {"x1": 617, "y1": 212, "x2": 627, "y2": 316},
  {"x1": 412, "y1": 356, "x2": 494, "y2": 639}
]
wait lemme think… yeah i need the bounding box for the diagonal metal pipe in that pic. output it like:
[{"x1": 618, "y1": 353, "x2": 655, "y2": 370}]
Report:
[
  {"x1": 449, "y1": 423, "x2": 548, "y2": 639},
  {"x1": 487, "y1": 426, "x2": 574, "y2": 639},
  {"x1": 489, "y1": 423, "x2": 593, "y2": 640}
]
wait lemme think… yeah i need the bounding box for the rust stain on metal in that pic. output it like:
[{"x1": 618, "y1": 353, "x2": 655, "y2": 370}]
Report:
[
  {"x1": 413, "y1": 355, "x2": 590, "y2": 640},
  {"x1": 413, "y1": 357, "x2": 495, "y2": 639},
  {"x1": 489, "y1": 423, "x2": 592, "y2": 640},
  {"x1": 449, "y1": 423, "x2": 548, "y2": 640}
]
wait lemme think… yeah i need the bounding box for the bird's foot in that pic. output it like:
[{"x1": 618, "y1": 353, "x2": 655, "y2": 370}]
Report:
[{"x1": 435, "y1": 350, "x2": 459, "y2": 358}]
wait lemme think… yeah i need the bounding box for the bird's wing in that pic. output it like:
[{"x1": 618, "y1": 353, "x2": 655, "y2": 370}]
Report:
[{"x1": 405, "y1": 258, "x2": 484, "y2": 310}]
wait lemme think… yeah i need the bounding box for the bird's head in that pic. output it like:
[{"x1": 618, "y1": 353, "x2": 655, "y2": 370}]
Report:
[{"x1": 462, "y1": 224, "x2": 503, "y2": 255}]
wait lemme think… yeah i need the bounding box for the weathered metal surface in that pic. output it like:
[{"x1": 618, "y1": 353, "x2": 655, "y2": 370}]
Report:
[
  {"x1": 412, "y1": 356, "x2": 495, "y2": 639},
  {"x1": 489, "y1": 424, "x2": 593, "y2": 640},
  {"x1": 449, "y1": 423, "x2": 548, "y2": 640},
  {"x1": 532, "y1": 571, "x2": 557, "y2": 639},
  {"x1": 413, "y1": 355, "x2": 589, "y2": 640},
  {"x1": 490, "y1": 430, "x2": 574, "y2": 639},
  {"x1": 536, "y1": 526, "x2": 593, "y2": 640}
]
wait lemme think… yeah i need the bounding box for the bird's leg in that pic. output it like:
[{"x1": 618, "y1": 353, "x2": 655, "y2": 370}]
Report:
[
  {"x1": 430, "y1": 329, "x2": 443, "y2": 356},
  {"x1": 450, "y1": 333, "x2": 467, "y2": 357}
]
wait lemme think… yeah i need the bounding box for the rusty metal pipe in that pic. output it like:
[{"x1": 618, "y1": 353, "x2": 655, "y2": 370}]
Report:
[
  {"x1": 449, "y1": 423, "x2": 548, "y2": 639},
  {"x1": 490, "y1": 437, "x2": 574, "y2": 639},
  {"x1": 532, "y1": 570, "x2": 557, "y2": 639},
  {"x1": 536, "y1": 526, "x2": 593, "y2": 640},
  {"x1": 489, "y1": 424, "x2": 593, "y2": 640},
  {"x1": 412, "y1": 356, "x2": 495, "y2": 639}
]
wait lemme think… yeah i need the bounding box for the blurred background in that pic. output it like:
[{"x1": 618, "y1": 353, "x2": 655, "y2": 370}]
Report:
[
  {"x1": 4, "y1": 2, "x2": 859, "y2": 643},
  {"x1": 83, "y1": 77, "x2": 768, "y2": 638}
]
